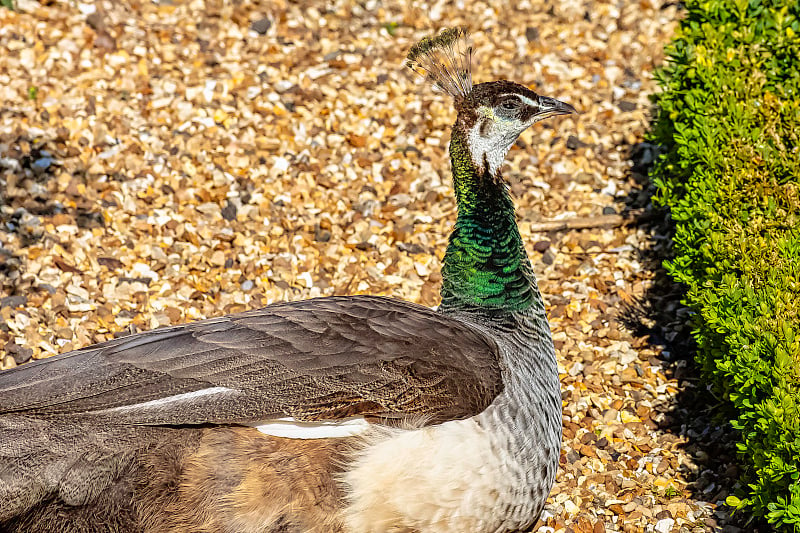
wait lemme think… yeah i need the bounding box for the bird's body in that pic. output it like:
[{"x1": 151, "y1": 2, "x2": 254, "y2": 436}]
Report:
[
  {"x1": 0, "y1": 28, "x2": 574, "y2": 532},
  {"x1": 344, "y1": 308, "x2": 561, "y2": 532}
]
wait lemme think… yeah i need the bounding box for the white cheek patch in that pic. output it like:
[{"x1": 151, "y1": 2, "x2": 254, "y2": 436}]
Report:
[
  {"x1": 467, "y1": 107, "x2": 524, "y2": 177},
  {"x1": 249, "y1": 416, "x2": 371, "y2": 439}
]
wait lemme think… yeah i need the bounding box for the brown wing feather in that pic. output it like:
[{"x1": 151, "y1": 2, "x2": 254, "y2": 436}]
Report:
[{"x1": 0, "y1": 295, "x2": 503, "y2": 425}]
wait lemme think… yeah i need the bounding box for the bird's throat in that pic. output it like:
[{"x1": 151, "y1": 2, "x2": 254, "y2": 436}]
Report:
[{"x1": 440, "y1": 127, "x2": 538, "y2": 313}]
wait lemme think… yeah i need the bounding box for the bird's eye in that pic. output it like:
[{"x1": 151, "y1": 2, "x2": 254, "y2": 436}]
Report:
[{"x1": 501, "y1": 100, "x2": 519, "y2": 110}]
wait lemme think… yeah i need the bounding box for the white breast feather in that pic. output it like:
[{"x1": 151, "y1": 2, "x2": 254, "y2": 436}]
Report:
[
  {"x1": 249, "y1": 416, "x2": 371, "y2": 439},
  {"x1": 342, "y1": 418, "x2": 541, "y2": 532}
]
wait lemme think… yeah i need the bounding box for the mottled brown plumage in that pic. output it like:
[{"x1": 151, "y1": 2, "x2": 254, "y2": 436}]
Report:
[{"x1": 2, "y1": 426, "x2": 349, "y2": 532}]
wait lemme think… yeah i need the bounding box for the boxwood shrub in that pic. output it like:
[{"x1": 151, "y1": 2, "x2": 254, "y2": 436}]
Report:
[{"x1": 649, "y1": 0, "x2": 800, "y2": 529}]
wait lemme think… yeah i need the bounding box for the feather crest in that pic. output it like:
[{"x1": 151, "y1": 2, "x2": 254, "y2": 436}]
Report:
[{"x1": 406, "y1": 27, "x2": 473, "y2": 98}]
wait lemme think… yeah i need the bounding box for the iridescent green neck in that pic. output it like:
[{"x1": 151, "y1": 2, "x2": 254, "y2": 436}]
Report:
[{"x1": 440, "y1": 127, "x2": 539, "y2": 313}]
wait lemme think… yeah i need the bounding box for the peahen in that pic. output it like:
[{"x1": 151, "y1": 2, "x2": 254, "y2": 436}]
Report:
[{"x1": 0, "y1": 28, "x2": 575, "y2": 532}]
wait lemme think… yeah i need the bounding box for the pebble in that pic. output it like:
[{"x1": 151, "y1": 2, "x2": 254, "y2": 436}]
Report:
[
  {"x1": 249, "y1": 17, "x2": 272, "y2": 35},
  {"x1": 655, "y1": 518, "x2": 675, "y2": 533}
]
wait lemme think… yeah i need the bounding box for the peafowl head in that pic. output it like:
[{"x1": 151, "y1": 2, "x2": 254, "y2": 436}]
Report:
[{"x1": 407, "y1": 27, "x2": 576, "y2": 177}]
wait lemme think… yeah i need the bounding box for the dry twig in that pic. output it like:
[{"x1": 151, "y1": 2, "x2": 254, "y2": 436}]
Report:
[{"x1": 529, "y1": 209, "x2": 649, "y2": 233}]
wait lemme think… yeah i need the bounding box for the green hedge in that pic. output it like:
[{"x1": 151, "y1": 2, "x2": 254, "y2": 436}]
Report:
[{"x1": 649, "y1": 0, "x2": 800, "y2": 529}]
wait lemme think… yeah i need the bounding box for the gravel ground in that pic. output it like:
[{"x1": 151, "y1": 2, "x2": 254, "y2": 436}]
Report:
[{"x1": 0, "y1": 1, "x2": 761, "y2": 531}]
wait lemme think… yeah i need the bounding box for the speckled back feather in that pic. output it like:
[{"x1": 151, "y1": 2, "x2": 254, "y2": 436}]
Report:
[{"x1": 406, "y1": 27, "x2": 473, "y2": 98}]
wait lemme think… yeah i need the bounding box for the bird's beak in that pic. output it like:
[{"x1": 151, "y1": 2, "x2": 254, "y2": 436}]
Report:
[{"x1": 537, "y1": 96, "x2": 578, "y2": 119}]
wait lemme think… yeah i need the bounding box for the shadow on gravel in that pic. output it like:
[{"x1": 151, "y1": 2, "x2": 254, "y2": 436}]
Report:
[
  {"x1": 0, "y1": 133, "x2": 62, "y2": 360},
  {"x1": 0, "y1": 132, "x2": 104, "y2": 361},
  {"x1": 0, "y1": 132, "x2": 104, "y2": 239},
  {"x1": 614, "y1": 142, "x2": 771, "y2": 532}
]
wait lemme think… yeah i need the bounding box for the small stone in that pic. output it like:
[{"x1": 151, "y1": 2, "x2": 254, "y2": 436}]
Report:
[
  {"x1": 250, "y1": 17, "x2": 272, "y2": 35},
  {"x1": 602, "y1": 408, "x2": 618, "y2": 422},
  {"x1": 566, "y1": 449, "x2": 580, "y2": 464},
  {"x1": 694, "y1": 450, "x2": 709, "y2": 464},
  {"x1": 566, "y1": 135, "x2": 589, "y2": 150},
  {"x1": 210, "y1": 250, "x2": 226, "y2": 266},
  {"x1": 579, "y1": 444, "x2": 596, "y2": 458},
  {"x1": 315, "y1": 227, "x2": 332, "y2": 242},
  {"x1": 32, "y1": 157, "x2": 53, "y2": 172},
  {"x1": 86, "y1": 12, "x2": 105, "y2": 31},
  {"x1": 221, "y1": 201, "x2": 237, "y2": 221},
  {"x1": 0, "y1": 295, "x2": 26, "y2": 309},
  {"x1": 241, "y1": 280, "x2": 254, "y2": 291},
  {"x1": 563, "y1": 499, "x2": 579, "y2": 515},
  {"x1": 95, "y1": 30, "x2": 117, "y2": 51},
  {"x1": 655, "y1": 518, "x2": 675, "y2": 533},
  {"x1": 534, "y1": 240, "x2": 551, "y2": 252},
  {"x1": 12, "y1": 347, "x2": 32, "y2": 365}
]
